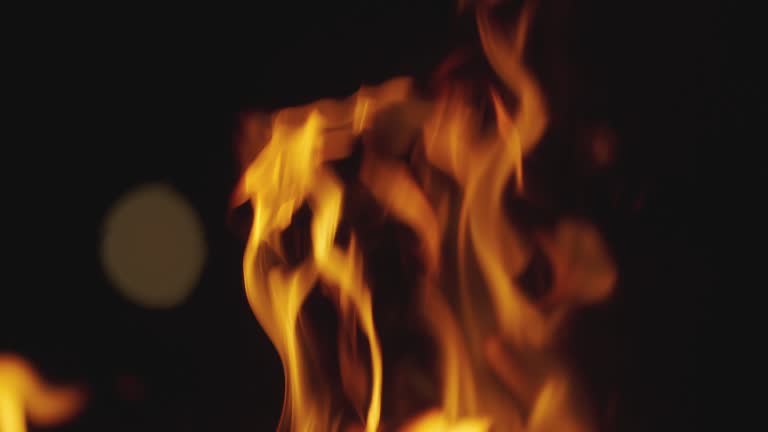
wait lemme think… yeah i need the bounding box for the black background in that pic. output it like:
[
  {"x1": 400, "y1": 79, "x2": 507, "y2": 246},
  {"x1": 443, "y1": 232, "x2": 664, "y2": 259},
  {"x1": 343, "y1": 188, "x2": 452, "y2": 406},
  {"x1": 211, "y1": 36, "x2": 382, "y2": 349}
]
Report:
[{"x1": 2, "y1": 0, "x2": 727, "y2": 430}]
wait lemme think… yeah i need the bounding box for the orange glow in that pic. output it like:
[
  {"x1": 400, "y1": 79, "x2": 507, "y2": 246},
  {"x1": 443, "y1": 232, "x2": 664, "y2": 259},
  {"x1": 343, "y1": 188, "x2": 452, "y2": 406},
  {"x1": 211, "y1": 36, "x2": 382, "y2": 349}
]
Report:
[
  {"x1": 401, "y1": 409, "x2": 491, "y2": 432},
  {"x1": 0, "y1": 354, "x2": 85, "y2": 432},
  {"x1": 234, "y1": 0, "x2": 615, "y2": 430}
]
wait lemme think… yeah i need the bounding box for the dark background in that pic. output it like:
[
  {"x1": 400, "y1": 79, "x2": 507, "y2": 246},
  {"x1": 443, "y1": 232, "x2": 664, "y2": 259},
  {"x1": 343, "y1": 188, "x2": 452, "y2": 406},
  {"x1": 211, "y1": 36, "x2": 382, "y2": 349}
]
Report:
[{"x1": 2, "y1": 0, "x2": 726, "y2": 430}]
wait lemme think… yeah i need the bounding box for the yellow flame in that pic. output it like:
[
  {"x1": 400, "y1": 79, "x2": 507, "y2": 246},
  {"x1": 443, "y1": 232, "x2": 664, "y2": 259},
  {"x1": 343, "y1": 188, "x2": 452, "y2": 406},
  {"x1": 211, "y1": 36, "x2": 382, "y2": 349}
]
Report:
[
  {"x1": 310, "y1": 171, "x2": 383, "y2": 432},
  {"x1": 236, "y1": 78, "x2": 416, "y2": 429},
  {"x1": 0, "y1": 354, "x2": 85, "y2": 432},
  {"x1": 234, "y1": 1, "x2": 615, "y2": 430},
  {"x1": 401, "y1": 409, "x2": 491, "y2": 432}
]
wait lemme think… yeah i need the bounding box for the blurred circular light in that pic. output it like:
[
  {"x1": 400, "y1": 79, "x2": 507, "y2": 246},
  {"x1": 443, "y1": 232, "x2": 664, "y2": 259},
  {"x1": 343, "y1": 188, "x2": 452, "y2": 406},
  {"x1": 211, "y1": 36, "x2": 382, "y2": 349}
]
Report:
[{"x1": 101, "y1": 183, "x2": 206, "y2": 308}]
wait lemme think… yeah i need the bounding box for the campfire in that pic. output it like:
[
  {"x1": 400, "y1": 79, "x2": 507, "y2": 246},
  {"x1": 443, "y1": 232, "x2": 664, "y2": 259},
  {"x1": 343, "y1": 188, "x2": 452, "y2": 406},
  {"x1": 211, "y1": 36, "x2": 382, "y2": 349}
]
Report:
[
  {"x1": 0, "y1": 2, "x2": 618, "y2": 431},
  {"x1": 232, "y1": 0, "x2": 616, "y2": 430}
]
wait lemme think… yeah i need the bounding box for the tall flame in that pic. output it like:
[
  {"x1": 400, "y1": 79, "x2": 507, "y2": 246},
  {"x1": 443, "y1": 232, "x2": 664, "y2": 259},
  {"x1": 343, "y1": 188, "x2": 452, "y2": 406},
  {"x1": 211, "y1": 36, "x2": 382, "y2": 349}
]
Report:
[
  {"x1": 0, "y1": 354, "x2": 85, "y2": 432},
  {"x1": 233, "y1": 79, "x2": 414, "y2": 431},
  {"x1": 234, "y1": 1, "x2": 616, "y2": 430}
]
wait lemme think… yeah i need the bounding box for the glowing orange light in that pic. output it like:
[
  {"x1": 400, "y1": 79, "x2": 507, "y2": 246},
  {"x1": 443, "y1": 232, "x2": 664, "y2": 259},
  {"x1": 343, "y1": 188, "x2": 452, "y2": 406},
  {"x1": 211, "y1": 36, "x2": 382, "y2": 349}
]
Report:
[{"x1": 0, "y1": 354, "x2": 85, "y2": 432}]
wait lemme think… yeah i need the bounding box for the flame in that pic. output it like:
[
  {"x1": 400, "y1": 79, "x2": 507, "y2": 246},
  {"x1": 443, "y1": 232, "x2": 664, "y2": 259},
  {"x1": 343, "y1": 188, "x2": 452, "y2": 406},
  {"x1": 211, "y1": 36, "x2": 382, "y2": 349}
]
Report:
[
  {"x1": 0, "y1": 354, "x2": 85, "y2": 432},
  {"x1": 401, "y1": 409, "x2": 491, "y2": 432},
  {"x1": 234, "y1": 81, "x2": 414, "y2": 430},
  {"x1": 234, "y1": 1, "x2": 616, "y2": 430}
]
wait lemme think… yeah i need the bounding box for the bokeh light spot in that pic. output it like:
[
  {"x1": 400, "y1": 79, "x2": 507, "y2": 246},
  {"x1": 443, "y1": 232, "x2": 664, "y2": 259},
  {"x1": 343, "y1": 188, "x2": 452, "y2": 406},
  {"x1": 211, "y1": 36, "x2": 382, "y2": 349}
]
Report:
[{"x1": 101, "y1": 183, "x2": 206, "y2": 308}]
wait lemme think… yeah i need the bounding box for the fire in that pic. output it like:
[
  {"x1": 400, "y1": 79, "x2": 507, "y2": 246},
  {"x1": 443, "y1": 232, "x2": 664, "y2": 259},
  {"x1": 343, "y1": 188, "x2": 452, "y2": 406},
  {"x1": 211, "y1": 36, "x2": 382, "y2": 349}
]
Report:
[
  {"x1": 0, "y1": 354, "x2": 85, "y2": 432},
  {"x1": 234, "y1": 1, "x2": 616, "y2": 430}
]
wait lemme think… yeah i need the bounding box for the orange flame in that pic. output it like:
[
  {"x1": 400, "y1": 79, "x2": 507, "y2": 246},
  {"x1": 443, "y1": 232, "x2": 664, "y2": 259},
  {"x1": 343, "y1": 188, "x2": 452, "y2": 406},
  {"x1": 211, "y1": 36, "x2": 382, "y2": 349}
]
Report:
[
  {"x1": 234, "y1": 1, "x2": 615, "y2": 430},
  {"x1": 0, "y1": 354, "x2": 85, "y2": 432},
  {"x1": 234, "y1": 79, "x2": 414, "y2": 430}
]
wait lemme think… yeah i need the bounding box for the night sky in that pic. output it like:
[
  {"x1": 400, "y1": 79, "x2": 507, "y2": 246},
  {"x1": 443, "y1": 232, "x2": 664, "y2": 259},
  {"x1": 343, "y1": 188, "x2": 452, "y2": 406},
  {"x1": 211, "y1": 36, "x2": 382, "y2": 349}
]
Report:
[{"x1": 2, "y1": 1, "x2": 725, "y2": 431}]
